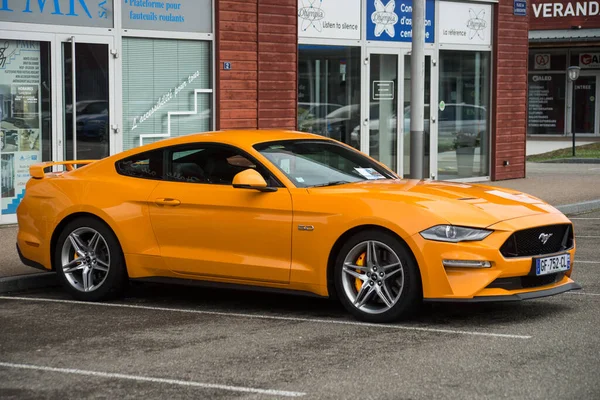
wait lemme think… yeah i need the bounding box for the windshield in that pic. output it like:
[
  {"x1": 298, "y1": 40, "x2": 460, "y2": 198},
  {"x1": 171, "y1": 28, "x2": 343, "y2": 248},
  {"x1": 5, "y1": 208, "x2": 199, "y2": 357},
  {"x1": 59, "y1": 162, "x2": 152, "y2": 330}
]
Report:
[{"x1": 254, "y1": 140, "x2": 396, "y2": 188}]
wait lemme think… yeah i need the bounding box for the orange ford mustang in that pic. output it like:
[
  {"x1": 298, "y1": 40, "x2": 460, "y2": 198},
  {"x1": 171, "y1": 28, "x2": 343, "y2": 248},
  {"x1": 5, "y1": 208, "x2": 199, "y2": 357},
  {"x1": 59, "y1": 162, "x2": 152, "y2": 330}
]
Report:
[{"x1": 16, "y1": 130, "x2": 580, "y2": 322}]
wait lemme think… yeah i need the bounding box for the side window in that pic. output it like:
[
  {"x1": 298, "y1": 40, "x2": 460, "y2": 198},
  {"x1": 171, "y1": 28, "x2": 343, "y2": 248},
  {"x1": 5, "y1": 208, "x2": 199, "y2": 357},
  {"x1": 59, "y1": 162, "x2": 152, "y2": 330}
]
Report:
[
  {"x1": 166, "y1": 144, "x2": 277, "y2": 186},
  {"x1": 115, "y1": 149, "x2": 163, "y2": 180}
]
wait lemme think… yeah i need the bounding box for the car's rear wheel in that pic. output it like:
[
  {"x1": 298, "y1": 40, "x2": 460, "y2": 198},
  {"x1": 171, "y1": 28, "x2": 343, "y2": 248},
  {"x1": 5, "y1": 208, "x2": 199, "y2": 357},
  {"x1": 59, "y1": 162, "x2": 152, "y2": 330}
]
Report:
[
  {"x1": 54, "y1": 217, "x2": 127, "y2": 301},
  {"x1": 334, "y1": 230, "x2": 422, "y2": 323}
]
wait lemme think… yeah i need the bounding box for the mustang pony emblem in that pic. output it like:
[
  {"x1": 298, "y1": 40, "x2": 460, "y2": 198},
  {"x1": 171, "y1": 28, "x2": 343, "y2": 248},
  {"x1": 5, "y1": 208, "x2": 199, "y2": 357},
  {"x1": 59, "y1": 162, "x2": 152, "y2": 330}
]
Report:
[{"x1": 539, "y1": 233, "x2": 553, "y2": 245}]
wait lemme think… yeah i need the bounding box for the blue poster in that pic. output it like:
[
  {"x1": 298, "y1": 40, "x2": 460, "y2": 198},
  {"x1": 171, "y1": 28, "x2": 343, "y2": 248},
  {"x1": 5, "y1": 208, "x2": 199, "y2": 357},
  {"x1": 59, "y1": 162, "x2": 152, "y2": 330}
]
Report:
[{"x1": 366, "y1": 0, "x2": 435, "y2": 43}]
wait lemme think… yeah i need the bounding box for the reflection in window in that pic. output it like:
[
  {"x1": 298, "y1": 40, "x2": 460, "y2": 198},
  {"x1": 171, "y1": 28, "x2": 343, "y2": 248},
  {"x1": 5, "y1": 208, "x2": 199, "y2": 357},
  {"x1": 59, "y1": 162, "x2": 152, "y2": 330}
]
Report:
[
  {"x1": 438, "y1": 51, "x2": 490, "y2": 179},
  {"x1": 122, "y1": 38, "x2": 212, "y2": 150},
  {"x1": 298, "y1": 45, "x2": 361, "y2": 149}
]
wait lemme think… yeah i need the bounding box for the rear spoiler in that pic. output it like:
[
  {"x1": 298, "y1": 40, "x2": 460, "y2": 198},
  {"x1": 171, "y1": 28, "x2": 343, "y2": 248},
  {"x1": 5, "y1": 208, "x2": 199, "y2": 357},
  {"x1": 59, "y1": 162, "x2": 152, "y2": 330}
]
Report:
[{"x1": 30, "y1": 160, "x2": 96, "y2": 179}]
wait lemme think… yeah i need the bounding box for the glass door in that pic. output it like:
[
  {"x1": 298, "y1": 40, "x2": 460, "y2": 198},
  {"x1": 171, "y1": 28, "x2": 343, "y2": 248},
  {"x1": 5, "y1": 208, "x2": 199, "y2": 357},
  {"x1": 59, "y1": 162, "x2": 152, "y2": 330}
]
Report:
[
  {"x1": 364, "y1": 49, "x2": 434, "y2": 177},
  {"x1": 57, "y1": 35, "x2": 114, "y2": 161},
  {"x1": 573, "y1": 74, "x2": 597, "y2": 135},
  {"x1": 366, "y1": 51, "x2": 399, "y2": 172}
]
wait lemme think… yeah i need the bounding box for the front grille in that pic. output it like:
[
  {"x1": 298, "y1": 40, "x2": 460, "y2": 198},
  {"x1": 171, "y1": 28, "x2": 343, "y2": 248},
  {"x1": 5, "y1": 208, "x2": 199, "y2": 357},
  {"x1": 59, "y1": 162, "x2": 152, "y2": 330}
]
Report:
[
  {"x1": 487, "y1": 272, "x2": 564, "y2": 290},
  {"x1": 500, "y1": 224, "x2": 573, "y2": 258}
]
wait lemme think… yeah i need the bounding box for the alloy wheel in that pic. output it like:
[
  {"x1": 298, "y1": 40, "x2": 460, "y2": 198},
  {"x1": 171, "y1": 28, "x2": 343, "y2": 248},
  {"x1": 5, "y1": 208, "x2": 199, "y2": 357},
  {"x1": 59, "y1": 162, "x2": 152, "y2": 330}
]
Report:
[
  {"x1": 60, "y1": 227, "x2": 111, "y2": 292},
  {"x1": 341, "y1": 240, "x2": 405, "y2": 315}
]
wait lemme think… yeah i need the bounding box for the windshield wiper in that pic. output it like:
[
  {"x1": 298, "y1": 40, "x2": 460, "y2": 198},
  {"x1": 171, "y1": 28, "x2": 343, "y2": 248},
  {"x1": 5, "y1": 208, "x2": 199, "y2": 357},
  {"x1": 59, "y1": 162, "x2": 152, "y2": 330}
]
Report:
[{"x1": 311, "y1": 180, "x2": 351, "y2": 188}]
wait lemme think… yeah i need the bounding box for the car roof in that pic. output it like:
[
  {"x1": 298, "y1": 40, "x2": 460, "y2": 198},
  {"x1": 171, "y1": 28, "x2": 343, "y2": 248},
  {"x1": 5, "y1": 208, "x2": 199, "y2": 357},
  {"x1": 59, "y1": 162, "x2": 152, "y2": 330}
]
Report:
[{"x1": 123, "y1": 129, "x2": 328, "y2": 157}]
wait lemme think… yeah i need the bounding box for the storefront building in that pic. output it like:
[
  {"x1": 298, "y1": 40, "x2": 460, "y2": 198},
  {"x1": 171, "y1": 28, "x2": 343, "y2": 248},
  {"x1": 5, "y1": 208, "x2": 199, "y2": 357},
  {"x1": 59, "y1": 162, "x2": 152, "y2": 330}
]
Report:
[
  {"x1": 0, "y1": 0, "x2": 214, "y2": 224},
  {"x1": 528, "y1": 0, "x2": 600, "y2": 137},
  {"x1": 1, "y1": 0, "x2": 529, "y2": 225}
]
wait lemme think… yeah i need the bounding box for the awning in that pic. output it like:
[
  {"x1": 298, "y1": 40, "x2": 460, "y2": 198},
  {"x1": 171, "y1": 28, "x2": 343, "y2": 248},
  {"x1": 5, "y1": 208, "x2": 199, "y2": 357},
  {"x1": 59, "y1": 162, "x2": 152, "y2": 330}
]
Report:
[{"x1": 529, "y1": 29, "x2": 600, "y2": 43}]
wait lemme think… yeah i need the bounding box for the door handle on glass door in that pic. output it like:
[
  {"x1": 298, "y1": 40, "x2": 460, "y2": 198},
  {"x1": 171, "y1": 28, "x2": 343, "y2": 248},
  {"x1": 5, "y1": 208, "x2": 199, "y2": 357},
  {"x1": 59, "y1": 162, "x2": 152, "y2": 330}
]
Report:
[{"x1": 155, "y1": 198, "x2": 181, "y2": 206}]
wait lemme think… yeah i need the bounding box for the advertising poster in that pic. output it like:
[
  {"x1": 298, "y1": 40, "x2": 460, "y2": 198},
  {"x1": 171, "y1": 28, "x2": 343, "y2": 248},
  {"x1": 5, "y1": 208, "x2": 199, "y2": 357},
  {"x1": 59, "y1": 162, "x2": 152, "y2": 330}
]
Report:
[
  {"x1": 527, "y1": 73, "x2": 566, "y2": 135},
  {"x1": 366, "y1": 0, "x2": 435, "y2": 43},
  {"x1": 0, "y1": 40, "x2": 42, "y2": 216},
  {"x1": 297, "y1": 0, "x2": 361, "y2": 40}
]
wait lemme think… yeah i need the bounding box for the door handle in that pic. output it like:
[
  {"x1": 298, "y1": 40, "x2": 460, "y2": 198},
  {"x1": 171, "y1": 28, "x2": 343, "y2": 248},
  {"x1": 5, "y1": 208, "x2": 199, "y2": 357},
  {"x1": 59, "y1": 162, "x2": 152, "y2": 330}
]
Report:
[{"x1": 155, "y1": 198, "x2": 181, "y2": 206}]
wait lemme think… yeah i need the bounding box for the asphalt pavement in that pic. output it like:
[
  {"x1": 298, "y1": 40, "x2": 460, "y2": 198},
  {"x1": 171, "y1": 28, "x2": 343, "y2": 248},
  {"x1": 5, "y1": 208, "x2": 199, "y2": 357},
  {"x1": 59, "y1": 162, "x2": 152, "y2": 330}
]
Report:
[{"x1": 0, "y1": 211, "x2": 599, "y2": 399}]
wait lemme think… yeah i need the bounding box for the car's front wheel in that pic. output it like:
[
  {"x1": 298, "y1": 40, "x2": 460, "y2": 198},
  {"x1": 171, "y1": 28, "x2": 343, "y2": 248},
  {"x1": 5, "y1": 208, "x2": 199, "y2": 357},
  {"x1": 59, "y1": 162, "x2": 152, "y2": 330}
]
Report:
[
  {"x1": 54, "y1": 217, "x2": 127, "y2": 301},
  {"x1": 334, "y1": 230, "x2": 422, "y2": 323}
]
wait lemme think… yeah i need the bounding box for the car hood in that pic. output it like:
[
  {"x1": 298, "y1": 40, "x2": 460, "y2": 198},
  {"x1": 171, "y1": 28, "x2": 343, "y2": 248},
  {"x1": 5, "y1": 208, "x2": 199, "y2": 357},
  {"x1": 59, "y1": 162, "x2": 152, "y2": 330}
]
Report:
[{"x1": 308, "y1": 179, "x2": 560, "y2": 228}]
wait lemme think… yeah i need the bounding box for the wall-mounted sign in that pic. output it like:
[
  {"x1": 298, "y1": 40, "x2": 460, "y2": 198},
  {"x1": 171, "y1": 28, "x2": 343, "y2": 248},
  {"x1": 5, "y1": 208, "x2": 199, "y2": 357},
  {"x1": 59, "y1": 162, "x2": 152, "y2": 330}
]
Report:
[
  {"x1": 298, "y1": 0, "x2": 361, "y2": 40},
  {"x1": 532, "y1": 1, "x2": 600, "y2": 18},
  {"x1": 0, "y1": 0, "x2": 113, "y2": 28},
  {"x1": 366, "y1": 0, "x2": 435, "y2": 43},
  {"x1": 580, "y1": 53, "x2": 600, "y2": 69},
  {"x1": 438, "y1": 1, "x2": 492, "y2": 46},
  {"x1": 122, "y1": 0, "x2": 212, "y2": 33},
  {"x1": 514, "y1": 0, "x2": 527, "y2": 16},
  {"x1": 534, "y1": 54, "x2": 551, "y2": 70}
]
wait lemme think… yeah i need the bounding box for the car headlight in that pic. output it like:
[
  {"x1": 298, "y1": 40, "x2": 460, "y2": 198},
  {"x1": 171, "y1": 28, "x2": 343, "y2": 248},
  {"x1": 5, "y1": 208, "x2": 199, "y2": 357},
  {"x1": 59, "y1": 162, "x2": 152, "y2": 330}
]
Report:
[{"x1": 420, "y1": 225, "x2": 492, "y2": 243}]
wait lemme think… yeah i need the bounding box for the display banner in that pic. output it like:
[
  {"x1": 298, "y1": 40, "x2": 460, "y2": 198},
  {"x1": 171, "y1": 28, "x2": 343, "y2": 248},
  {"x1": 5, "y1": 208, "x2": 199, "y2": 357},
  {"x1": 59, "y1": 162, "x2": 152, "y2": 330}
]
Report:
[
  {"x1": 366, "y1": 0, "x2": 435, "y2": 43},
  {"x1": 0, "y1": 0, "x2": 113, "y2": 28},
  {"x1": 438, "y1": 1, "x2": 492, "y2": 46},
  {"x1": 298, "y1": 0, "x2": 361, "y2": 40},
  {"x1": 0, "y1": 40, "x2": 42, "y2": 216},
  {"x1": 122, "y1": 0, "x2": 212, "y2": 33}
]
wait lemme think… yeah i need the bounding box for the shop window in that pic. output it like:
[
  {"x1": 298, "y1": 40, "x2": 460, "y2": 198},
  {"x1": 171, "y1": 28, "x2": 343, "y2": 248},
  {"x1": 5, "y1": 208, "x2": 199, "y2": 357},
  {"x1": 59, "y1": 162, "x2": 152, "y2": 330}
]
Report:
[
  {"x1": 438, "y1": 51, "x2": 491, "y2": 180},
  {"x1": 1, "y1": 39, "x2": 52, "y2": 216},
  {"x1": 527, "y1": 73, "x2": 566, "y2": 135},
  {"x1": 122, "y1": 38, "x2": 212, "y2": 151},
  {"x1": 298, "y1": 45, "x2": 361, "y2": 149}
]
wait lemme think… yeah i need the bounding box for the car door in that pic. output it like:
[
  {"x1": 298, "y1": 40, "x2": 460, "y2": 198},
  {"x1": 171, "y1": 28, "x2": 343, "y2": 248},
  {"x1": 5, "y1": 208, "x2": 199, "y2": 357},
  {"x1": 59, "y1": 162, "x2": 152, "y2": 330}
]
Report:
[{"x1": 147, "y1": 143, "x2": 293, "y2": 283}]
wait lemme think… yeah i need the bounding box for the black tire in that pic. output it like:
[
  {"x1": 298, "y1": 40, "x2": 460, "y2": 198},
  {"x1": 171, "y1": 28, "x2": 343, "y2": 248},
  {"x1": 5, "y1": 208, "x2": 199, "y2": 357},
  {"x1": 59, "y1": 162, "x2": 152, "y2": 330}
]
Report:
[
  {"x1": 333, "y1": 229, "x2": 422, "y2": 323},
  {"x1": 54, "y1": 216, "x2": 127, "y2": 301}
]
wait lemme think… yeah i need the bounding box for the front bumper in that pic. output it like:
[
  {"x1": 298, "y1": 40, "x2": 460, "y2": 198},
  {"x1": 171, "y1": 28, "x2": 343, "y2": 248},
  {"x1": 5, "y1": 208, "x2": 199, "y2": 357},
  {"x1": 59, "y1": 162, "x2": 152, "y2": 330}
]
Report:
[
  {"x1": 411, "y1": 212, "x2": 579, "y2": 301},
  {"x1": 425, "y1": 280, "x2": 581, "y2": 302}
]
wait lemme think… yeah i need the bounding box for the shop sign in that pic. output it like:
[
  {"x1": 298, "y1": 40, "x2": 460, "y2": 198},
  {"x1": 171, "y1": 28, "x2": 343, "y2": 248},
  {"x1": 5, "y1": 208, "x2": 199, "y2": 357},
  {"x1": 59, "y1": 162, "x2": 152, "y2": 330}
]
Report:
[
  {"x1": 579, "y1": 53, "x2": 600, "y2": 69},
  {"x1": 532, "y1": 1, "x2": 600, "y2": 18},
  {"x1": 298, "y1": 0, "x2": 361, "y2": 40},
  {"x1": 0, "y1": 0, "x2": 113, "y2": 28},
  {"x1": 373, "y1": 81, "x2": 394, "y2": 100},
  {"x1": 122, "y1": 0, "x2": 212, "y2": 33},
  {"x1": 366, "y1": 0, "x2": 435, "y2": 43},
  {"x1": 0, "y1": 40, "x2": 42, "y2": 216},
  {"x1": 438, "y1": 1, "x2": 492, "y2": 46},
  {"x1": 534, "y1": 54, "x2": 551, "y2": 70}
]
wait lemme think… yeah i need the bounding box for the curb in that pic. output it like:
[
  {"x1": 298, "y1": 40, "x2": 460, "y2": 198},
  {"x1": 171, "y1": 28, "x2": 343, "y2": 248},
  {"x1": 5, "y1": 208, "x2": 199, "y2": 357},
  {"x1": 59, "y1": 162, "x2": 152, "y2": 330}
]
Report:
[
  {"x1": 0, "y1": 272, "x2": 58, "y2": 294},
  {"x1": 557, "y1": 199, "x2": 600, "y2": 215}
]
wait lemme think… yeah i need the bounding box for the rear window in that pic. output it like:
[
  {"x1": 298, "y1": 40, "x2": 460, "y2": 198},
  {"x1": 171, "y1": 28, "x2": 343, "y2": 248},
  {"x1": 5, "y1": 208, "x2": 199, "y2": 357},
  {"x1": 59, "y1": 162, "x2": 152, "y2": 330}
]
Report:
[{"x1": 115, "y1": 149, "x2": 163, "y2": 180}]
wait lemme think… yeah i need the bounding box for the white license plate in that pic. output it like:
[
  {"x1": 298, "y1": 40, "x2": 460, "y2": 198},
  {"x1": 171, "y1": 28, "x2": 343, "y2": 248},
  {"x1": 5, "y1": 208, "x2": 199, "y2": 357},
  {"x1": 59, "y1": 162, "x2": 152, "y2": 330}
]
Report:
[{"x1": 535, "y1": 254, "x2": 570, "y2": 276}]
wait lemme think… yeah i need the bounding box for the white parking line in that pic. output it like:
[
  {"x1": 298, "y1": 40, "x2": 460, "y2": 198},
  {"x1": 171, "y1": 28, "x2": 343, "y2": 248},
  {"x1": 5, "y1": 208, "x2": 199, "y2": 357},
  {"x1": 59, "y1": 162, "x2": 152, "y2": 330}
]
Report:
[
  {"x1": 576, "y1": 261, "x2": 600, "y2": 264},
  {"x1": 0, "y1": 362, "x2": 305, "y2": 397},
  {"x1": 0, "y1": 296, "x2": 531, "y2": 340},
  {"x1": 568, "y1": 292, "x2": 600, "y2": 297}
]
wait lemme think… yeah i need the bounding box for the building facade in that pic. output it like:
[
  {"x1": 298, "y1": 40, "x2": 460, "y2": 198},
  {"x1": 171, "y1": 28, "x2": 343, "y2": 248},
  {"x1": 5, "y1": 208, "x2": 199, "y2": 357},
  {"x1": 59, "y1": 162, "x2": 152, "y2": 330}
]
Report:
[
  {"x1": 0, "y1": 0, "x2": 528, "y2": 225},
  {"x1": 528, "y1": 0, "x2": 600, "y2": 137}
]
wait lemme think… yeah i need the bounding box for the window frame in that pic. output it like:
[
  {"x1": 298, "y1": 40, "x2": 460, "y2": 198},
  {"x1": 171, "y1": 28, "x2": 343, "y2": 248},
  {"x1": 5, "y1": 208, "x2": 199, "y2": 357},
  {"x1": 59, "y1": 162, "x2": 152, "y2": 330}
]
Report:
[{"x1": 163, "y1": 142, "x2": 284, "y2": 188}]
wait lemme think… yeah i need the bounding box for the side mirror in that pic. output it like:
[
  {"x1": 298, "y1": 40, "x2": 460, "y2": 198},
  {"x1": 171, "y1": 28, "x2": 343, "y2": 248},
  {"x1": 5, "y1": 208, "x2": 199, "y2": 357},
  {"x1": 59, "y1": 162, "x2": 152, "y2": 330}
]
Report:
[{"x1": 232, "y1": 169, "x2": 277, "y2": 192}]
